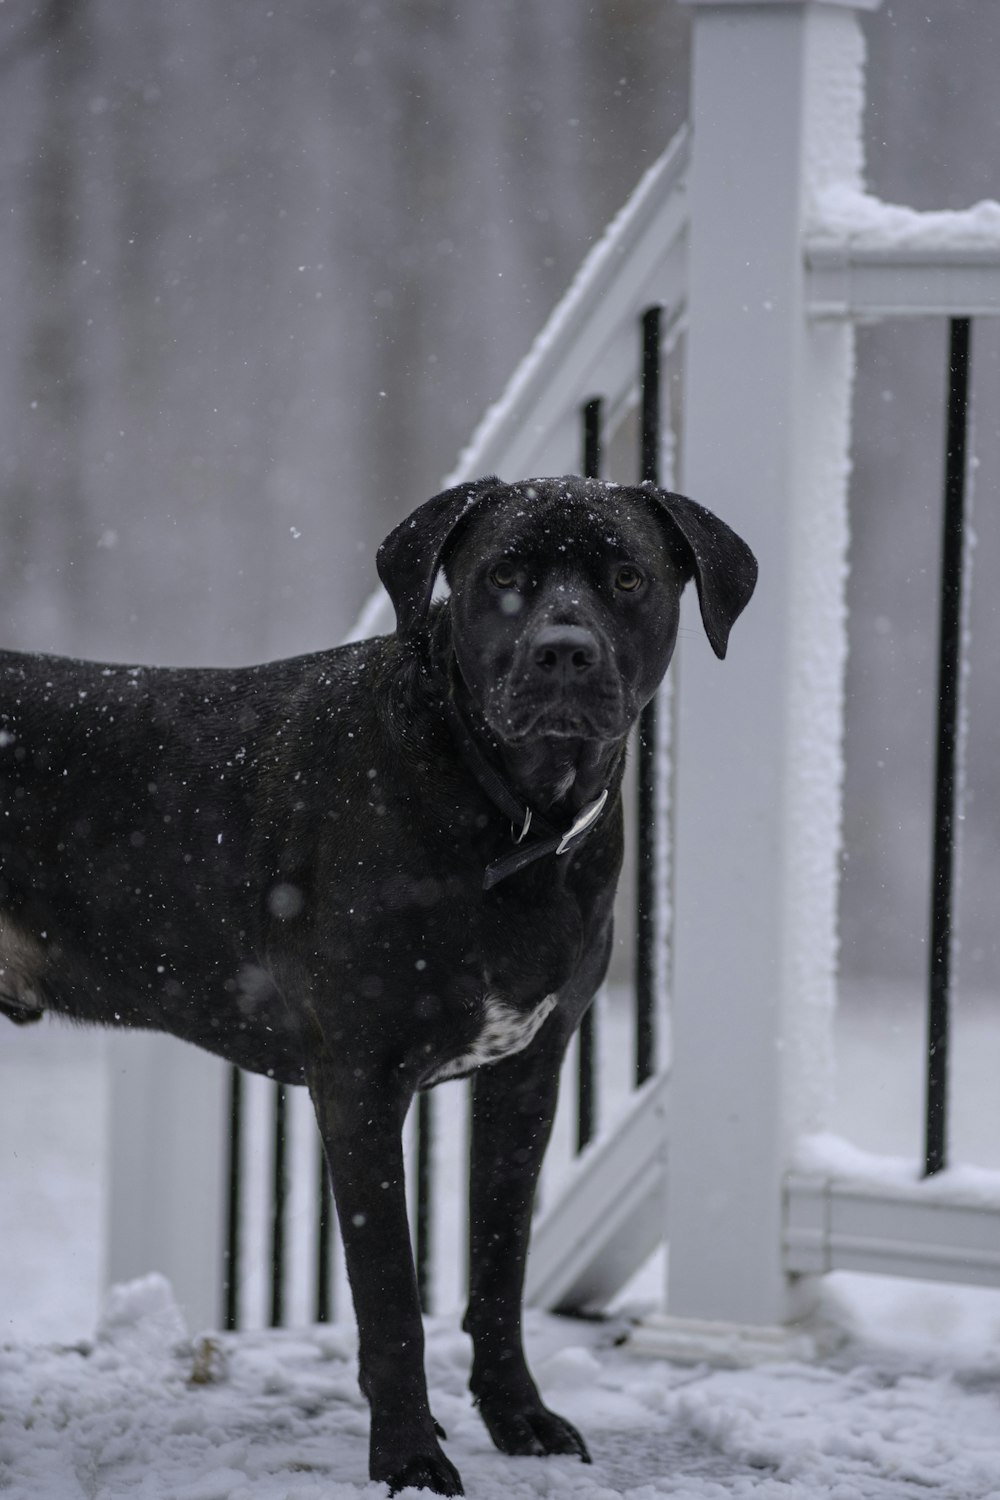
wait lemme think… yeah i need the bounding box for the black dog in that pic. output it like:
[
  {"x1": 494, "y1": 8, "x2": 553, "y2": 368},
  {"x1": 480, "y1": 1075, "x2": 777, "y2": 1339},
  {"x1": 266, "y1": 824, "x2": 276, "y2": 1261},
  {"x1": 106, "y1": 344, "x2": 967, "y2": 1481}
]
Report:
[{"x1": 0, "y1": 475, "x2": 756, "y2": 1494}]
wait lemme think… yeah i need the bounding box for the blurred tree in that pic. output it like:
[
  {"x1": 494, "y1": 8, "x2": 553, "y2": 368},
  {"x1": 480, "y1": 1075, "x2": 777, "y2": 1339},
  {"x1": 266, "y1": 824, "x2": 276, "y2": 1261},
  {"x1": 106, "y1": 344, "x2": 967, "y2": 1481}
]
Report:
[{"x1": 7, "y1": 0, "x2": 90, "y2": 641}]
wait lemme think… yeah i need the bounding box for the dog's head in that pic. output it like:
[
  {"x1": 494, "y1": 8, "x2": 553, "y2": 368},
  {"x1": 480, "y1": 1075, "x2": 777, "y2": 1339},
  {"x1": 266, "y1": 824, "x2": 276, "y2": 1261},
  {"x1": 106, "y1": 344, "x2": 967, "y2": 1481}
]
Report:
[{"x1": 377, "y1": 475, "x2": 757, "y2": 745}]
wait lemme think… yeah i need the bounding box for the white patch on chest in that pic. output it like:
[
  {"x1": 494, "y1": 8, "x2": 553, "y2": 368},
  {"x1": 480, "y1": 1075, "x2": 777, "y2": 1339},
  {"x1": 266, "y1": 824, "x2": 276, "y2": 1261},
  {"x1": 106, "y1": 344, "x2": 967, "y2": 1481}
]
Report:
[{"x1": 426, "y1": 991, "x2": 558, "y2": 1085}]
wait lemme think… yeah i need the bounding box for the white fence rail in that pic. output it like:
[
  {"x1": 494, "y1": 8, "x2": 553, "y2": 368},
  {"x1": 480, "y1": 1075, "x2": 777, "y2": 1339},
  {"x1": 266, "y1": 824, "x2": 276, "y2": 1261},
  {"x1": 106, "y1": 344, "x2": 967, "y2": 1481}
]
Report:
[
  {"x1": 786, "y1": 1163, "x2": 1000, "y2": 1289},
  {"x1": 107, "y1": 0, "x2": 1000, "y2": 1345}
]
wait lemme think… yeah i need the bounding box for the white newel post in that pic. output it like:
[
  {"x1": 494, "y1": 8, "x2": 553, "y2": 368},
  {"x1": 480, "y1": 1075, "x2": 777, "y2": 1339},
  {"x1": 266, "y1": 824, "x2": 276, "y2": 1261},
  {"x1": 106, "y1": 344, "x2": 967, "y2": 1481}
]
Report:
[
  {"x1": 106, "y1": 1033, "x2": 228, "y2": 1333},
  {"x1": 660, "y1": 0, "x2": 878, "y2": 1337}
]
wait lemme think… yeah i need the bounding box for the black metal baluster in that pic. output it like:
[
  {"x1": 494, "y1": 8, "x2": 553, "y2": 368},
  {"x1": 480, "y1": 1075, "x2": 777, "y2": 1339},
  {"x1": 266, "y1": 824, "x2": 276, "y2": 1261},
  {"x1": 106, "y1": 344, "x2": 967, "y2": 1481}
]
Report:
[
  {"x1": 635, "y1": 305, "x2": 662, "y2": 1086},
  {"x1": 223, "y1": 1065, "x2": 242, "y2": 1332},
  {"x1": 582, "y1": 397, "x2": 602, "y2": 481},
  {"x1": 270, "y1": 1082, "x2": 288, "y2": 1325},
  {"x1": 925, "y1": 316, "x2": 972, "y2": 1178},
  {"x1": 576, "y1": 397, "x2": 603, "y2": 1151},
  {"x1": 415, "y1": 1091, "x2": 433, "y2": 1312},
  {"x1": 315, "y1": 1142, "x2": 334, "y2": 1323}
]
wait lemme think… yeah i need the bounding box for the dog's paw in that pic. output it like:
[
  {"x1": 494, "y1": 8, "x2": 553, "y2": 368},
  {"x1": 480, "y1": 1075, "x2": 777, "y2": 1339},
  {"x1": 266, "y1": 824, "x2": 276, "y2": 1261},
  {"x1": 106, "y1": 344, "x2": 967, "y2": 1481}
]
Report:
[
  {"x1": 382, "y1": 1448, "x2": 464, "y2": 1496},
  {"x1": 477, "y1": 1398, "x2": 591, "y2": 1463}
]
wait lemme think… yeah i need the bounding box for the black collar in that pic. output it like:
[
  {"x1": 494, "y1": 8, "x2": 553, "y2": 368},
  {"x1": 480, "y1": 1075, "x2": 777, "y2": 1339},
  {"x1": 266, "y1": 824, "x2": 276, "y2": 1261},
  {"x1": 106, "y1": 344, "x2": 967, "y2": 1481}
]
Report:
[{"x1": 441, "y1": 687, "x2": 610, "y2": 891}]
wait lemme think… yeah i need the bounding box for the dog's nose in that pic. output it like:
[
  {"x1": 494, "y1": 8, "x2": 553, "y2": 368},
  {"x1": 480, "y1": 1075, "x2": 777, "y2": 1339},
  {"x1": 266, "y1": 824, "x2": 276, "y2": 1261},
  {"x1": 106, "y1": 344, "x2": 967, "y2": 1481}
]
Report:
[{"x1": 532, "y1": 625, "x2": 599, "y2": 679}]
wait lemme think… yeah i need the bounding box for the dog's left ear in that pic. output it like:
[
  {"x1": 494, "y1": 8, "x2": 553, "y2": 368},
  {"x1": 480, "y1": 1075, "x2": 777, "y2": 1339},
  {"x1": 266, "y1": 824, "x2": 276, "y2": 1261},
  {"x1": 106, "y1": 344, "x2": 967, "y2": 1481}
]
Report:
[
  {"x1": 377, "y1": 476, "x2": 501, "y2": 637},
  {"x1": 643, "y1": 487, "x2": 758, "y2": 659}
]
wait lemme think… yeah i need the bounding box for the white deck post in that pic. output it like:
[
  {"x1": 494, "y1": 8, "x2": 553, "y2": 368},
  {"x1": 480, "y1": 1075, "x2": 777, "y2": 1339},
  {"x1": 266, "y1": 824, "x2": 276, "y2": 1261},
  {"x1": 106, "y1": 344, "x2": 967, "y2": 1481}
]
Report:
[
  {"x1": 106, "y1": 1033, "x2": 228, "y2": 1333},
  {"x1": 660, "y1": 0, "x2": 878, "y2": 1337}
]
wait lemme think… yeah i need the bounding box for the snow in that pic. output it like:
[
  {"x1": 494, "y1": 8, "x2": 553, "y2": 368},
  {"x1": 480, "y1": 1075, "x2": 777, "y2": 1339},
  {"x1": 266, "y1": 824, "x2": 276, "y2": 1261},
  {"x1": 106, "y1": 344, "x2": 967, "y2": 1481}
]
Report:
[
  {"x1": 808, "y1": 185, "x2": 1000, "y2": 255},
  {"x1": 796, "y1": 1132, "x2": 1000, "y2": 1211},
  {"x1": 802, "y1": 1, "x2": 866, "y2": 203},
  {"x1": 3, "y1": 1272, "x2": 1000, "y2": 1499}
]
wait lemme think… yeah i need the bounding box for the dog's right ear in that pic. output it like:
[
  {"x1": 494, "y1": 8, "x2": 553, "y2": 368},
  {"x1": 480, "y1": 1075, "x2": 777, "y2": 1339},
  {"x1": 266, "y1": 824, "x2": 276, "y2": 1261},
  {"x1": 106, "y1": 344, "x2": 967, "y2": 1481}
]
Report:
[{"x1": 377, "y1": 476, "x2": 500, "y2": 637}]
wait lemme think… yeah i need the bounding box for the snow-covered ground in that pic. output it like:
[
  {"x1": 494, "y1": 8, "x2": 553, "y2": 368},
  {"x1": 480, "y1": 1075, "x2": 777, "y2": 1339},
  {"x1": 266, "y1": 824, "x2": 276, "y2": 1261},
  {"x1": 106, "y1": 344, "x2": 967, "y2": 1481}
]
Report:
[
  {"x1": 3, "y1": 1269, "x2": 1000, "y2": 1499},
  {"x1": 2, "y1": 986, "x2": 1000, "y2": 1497}
]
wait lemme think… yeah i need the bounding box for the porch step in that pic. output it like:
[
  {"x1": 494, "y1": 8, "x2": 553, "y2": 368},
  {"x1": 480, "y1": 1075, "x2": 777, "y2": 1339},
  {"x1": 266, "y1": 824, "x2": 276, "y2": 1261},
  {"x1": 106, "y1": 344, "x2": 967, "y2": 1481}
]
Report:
[{"x1": 627, "y1": 1313, "x2": 825, "y2": 1368}]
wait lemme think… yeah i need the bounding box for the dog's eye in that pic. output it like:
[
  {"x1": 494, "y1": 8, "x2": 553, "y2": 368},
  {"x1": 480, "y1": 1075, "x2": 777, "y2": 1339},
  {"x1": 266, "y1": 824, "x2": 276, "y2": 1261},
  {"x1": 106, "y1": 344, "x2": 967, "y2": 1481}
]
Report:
[
  {"x1": 614, "y1": 565, "x2": 643, "y2": 592},
  {"x1": 489, "y1": 562, "x2": 519, "y2": 589}
]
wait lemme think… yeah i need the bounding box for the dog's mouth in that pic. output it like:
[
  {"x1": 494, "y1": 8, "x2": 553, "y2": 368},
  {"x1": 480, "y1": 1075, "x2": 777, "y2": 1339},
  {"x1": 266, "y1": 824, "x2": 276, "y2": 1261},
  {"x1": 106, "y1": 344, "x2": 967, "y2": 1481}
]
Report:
[{"x1": 488, "y1": 686, "x2": 630, "y2": 744}]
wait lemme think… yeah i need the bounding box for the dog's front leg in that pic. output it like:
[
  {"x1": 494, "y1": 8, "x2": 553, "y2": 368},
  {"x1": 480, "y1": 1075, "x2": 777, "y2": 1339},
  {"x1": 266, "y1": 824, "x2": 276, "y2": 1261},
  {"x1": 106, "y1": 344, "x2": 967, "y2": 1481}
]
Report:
[
  {"x1": 308, "y1": 1056, "x2": 463, "y2": 1497},
  {"x1": 464, "y1": 1020, "x2": 591, "y2": 1465}
]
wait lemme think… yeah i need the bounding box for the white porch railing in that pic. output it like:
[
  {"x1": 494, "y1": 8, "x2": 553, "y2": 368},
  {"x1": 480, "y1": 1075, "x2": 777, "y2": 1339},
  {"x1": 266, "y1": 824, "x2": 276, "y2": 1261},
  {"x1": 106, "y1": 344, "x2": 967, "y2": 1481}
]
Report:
[{"x1": 108, "y1": 0, "x2": 1000, "y2": 1345}]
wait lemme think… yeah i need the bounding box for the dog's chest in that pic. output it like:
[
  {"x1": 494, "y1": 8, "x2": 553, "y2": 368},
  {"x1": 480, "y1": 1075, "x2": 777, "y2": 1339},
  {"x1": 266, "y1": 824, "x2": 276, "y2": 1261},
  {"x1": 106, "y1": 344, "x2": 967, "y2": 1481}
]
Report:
[{"x1": 425, "y1": 991, "x2": 557, "y2": 1086}]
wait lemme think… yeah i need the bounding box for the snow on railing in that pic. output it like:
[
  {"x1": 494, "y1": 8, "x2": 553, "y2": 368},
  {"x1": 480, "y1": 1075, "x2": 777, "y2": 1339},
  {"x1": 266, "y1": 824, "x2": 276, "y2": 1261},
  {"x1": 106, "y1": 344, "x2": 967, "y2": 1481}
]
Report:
[
  {"x1": 809, "y1": 185, "x2": 1000, "y2": 251},
  {"x1": 786, "y1": 1134, "x2": 1000, "y2": 1288},
  {"x1": 806, "y1": 188, "x2": 1000, "y2": 319}
]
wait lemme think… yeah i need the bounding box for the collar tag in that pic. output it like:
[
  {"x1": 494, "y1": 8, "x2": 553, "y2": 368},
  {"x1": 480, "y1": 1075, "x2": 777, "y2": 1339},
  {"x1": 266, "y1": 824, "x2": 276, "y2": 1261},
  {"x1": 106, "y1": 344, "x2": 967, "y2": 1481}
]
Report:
[
  {"x1": 555, "y1": 788, "x2": 609, "y2": 856},
  {"x1": 513, "y1": 806, "x2": 533, "y2": 844}
]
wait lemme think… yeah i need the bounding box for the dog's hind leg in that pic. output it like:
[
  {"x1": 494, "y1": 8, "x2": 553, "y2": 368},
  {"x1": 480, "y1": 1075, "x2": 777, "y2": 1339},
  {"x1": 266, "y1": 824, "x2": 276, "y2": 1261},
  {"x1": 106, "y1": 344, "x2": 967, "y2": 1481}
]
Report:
[
  {"x1": 464, "y1": 1019, "x2": 591, "y2": 1465},
  {"x1": 307, "y1": 1054, "x2": 463, "y2": 1497}
]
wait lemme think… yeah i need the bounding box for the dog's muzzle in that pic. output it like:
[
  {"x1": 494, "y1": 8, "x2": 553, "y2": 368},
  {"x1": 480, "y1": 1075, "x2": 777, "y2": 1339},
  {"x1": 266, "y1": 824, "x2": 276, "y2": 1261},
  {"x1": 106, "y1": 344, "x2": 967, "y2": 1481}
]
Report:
[{"x1": 498, "y1": 623, "x2": 625, "y2": 741}]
